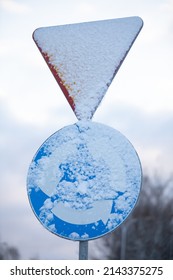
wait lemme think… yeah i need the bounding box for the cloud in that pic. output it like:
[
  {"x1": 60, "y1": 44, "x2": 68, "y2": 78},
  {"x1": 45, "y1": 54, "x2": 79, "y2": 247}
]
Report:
[
  {"x1": 0, "y1": 0, "x2": 30, "y2": 14},
  {"x1": 94, "y1": 101, "x2": 173, "y2": 176}
]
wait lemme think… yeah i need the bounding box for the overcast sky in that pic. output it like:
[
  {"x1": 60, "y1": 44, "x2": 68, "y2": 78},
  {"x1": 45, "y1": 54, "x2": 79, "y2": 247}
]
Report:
[{"x1": 0, "y1": 0, "x2": 173, "y2": 259}]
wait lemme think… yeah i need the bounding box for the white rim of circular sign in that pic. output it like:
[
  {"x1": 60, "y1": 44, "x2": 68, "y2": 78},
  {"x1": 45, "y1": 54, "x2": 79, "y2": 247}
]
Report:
[{"x1": 27, "y1": 121, "x2": 142, "y2": 241}]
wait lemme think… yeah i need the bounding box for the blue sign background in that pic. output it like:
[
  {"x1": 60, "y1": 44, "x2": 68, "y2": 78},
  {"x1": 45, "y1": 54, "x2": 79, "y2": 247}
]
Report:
[{"x1": 27, "y1": 121, "x2": 142, "y2": 241}]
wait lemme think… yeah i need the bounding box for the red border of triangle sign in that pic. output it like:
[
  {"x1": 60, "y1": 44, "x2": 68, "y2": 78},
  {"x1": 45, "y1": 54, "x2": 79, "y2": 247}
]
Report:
[{"x1": 33, "y1": 17, "x2": 143, "y2": 120}]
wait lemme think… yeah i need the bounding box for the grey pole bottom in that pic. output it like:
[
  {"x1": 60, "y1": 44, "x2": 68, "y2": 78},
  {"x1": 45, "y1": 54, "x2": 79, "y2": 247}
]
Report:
[{"x1": 79, "y1": 241, "x2": 88, "y2": 260}]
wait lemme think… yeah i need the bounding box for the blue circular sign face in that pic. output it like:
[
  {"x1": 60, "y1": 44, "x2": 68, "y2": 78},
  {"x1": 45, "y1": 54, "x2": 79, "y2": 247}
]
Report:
[{"x1": 27, "y1": 121, "x2": 142, "y2": 241}]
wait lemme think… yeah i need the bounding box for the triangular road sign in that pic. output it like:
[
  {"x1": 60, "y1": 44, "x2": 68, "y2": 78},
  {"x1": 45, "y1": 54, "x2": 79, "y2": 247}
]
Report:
[{"x1": 33, "y1": 17, "x2": 143, "y2": 120}]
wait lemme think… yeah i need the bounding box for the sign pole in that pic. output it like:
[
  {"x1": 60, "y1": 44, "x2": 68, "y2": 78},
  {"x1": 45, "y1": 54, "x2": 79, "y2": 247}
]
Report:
[{"x1": 79, "y1": 241, "x2": 88, "y2": 260}]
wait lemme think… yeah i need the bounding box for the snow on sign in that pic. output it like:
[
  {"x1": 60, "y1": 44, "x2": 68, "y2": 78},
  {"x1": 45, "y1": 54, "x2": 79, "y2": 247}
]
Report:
[
  {"x1": 33, "y1": 17, "x2": 143, "y2": 120},
  {"x1": 28, "y1": 17, "x2": 143, "y2": 242},
  {"x1": 27, "y1": 121, "x2": 142, "y2": 241}
]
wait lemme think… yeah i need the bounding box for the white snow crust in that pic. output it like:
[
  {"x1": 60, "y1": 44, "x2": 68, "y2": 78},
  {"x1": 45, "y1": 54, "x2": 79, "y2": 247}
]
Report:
[{"x1": 33, "y1": 17, "x2": 143, "y2": 120}]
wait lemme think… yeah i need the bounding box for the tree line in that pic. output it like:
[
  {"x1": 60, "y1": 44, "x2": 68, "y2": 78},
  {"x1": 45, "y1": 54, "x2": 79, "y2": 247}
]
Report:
[{"x1": 91, "y1": 175, "x2": 173, "y2": 259}]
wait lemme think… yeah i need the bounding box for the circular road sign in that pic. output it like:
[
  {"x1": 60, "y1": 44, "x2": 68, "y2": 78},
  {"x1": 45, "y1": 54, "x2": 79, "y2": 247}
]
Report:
[{"x1": 27, "y1": 121, "x2": 142, "y2": 241}]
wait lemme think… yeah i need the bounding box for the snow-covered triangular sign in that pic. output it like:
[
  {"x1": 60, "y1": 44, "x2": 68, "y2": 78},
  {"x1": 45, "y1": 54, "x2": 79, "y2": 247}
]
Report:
[{"x1": 33, "y1": 17, "x2": 143, "y2": 120}]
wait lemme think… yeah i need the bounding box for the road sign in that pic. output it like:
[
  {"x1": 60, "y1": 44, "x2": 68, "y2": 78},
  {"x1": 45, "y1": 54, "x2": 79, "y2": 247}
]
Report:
[
  {"x1": 33, "y1": 17, "x2": 143, "y2": 120},
  {"x1": 27, "y1": 121, "x2": 142, "y2": 241}
]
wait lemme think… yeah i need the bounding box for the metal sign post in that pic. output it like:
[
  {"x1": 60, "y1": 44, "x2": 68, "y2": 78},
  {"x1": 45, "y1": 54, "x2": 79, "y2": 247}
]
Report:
[
  {"x1": 27, "y1": 17, "x2": 143, "y2": 259},
  {"x1": 79, "y1": 241, "x2": 88, "y2": 260}
]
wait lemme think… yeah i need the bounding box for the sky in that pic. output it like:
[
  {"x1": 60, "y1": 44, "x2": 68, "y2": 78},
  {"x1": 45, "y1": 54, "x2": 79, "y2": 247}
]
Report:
[{"x1": 0, "y1": 0, "x2": 173, "y2": 259}]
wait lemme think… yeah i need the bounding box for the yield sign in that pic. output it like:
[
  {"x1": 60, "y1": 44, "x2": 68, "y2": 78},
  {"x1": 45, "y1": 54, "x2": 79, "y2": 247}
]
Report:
[{"x1": 33, "y1": 17, "x2": 143, "y2": 120}]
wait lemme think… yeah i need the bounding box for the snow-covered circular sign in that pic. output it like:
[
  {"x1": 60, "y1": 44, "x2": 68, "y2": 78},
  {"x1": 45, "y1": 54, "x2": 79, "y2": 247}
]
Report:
[{"x1": 27, "y1": 121, "x2": 142, "y2": 241}]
